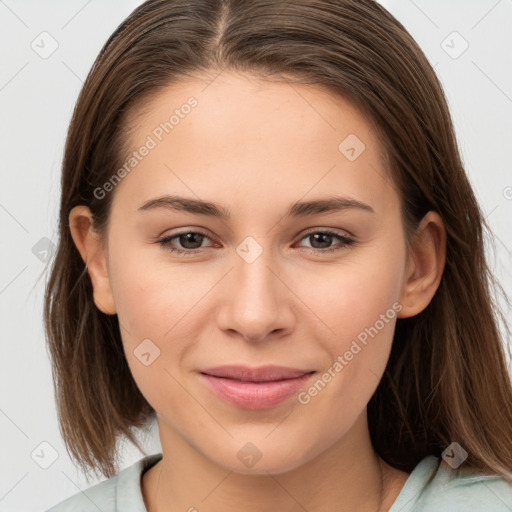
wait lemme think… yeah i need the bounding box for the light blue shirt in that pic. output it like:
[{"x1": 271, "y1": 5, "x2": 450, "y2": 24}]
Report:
[{"x1": 45, "y1": 453, "x2": 512, "y2": 511}]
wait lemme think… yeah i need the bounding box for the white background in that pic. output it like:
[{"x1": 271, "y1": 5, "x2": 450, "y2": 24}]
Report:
[{"x1": 1, "y1": 1, "x2": 511, "y2": 510}]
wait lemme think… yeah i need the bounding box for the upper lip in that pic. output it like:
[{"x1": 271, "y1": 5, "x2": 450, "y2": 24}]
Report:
[{"x1": 199, "y1": 365, "x2": 315, "y2": 382}]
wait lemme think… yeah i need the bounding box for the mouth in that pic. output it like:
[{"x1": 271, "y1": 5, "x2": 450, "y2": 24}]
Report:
[
  {"x1": 198, "y1": 365, "x2": 317, "y2": 409},
  {"x1": 199, "y1": 364, "x2": 315, "y2": 382}
]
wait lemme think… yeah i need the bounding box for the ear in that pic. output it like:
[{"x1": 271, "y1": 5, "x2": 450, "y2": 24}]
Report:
[
  {"x1": 68, "y1": 205, "x2": 117, "y2": 315},
  {"x1": 397, "y1": 211, "x2": 446, "y2": 318}
]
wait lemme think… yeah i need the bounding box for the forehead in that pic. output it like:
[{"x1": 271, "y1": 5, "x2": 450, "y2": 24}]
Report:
[
  {"x1": 128, "y1": 71, "x2": 380, "y2": 153},
  {"x1": 112, "y1": 71, "x2": 396, "y2": 218}
]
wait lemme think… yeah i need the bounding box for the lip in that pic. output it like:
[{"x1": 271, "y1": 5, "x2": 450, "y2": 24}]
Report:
[{"x1": 198, "y1": 365, "x2": 316, "y2": 410}]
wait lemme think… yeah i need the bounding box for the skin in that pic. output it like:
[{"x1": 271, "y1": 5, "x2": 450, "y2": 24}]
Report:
[{"x1": 69, "y1": 71, "x2": 446, "y2": 512}]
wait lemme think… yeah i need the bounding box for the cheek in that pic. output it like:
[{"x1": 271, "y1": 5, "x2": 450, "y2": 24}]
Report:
[
  {"x1": 107, "y1": 246, "x2": 220, "y2": 395},
  {"x1": 108, "y1": 254, "x2": 200, "y2": 411},
  {"x1": 300, "y1": 271, "x2": 400, "y2": 393},
  {"x1": 109, "y1": 245, "x2": 201, "y2": 340},
  {"x1": 298, "y1": 242, "x2": 404, "y2": 344},
  {"x1": 295, "y1": 237, "x2": 405, "y2": 402}
]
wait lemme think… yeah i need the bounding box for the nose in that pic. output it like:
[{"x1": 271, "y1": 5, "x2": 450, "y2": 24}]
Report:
[{"x1": 216, "y1": 247, "x2": 296, "y2": 343}]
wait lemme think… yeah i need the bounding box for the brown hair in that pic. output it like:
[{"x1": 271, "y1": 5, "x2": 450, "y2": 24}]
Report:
[{"x1": 44, "y1": 0, "x2": 512, "y2": 480}]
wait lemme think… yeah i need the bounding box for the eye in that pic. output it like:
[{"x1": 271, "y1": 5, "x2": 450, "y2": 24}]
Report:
[
  {"x1": 156, "y1": 228, "x2": 355, "y2": 256},
  {"x1": 156, "y1": 230, "x2": 214, "y2": 256},
  {"x1": 295, "y1": 229, "x2": 355, "y2": 253}
]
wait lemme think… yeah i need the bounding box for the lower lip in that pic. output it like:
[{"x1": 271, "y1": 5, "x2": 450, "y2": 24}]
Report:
[{"x1": 199, "y1": 372, "x2": 316, "y2": 410}]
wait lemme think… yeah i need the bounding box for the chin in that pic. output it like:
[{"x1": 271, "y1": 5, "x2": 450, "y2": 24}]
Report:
[{"x1": 207, "y1": 440, "x2": 316, "y2": 476}]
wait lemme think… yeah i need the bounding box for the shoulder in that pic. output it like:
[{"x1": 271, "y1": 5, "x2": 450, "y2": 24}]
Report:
[
  {"x1": 44, "y1": 453, "x2": 163, "y2": 512},
  {"x1": 390, "y1": 455, "x2": 512, "y2": 511}
]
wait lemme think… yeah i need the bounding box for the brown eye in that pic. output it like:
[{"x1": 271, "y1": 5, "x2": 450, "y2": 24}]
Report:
[
  {"x1": 157, "y1": 230, "x2": 212, "y2": 255},
  {"x1": 297, "y1": 230, "x2": 355, "y2": 253},
  {"x1": 175, "y1": 232, "x2": 206, "y2": 249}
]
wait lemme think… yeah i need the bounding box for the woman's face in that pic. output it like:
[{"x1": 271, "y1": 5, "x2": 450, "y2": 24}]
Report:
[{"x1": 92, "y1": 72, "x2": 414, "y2": 474}]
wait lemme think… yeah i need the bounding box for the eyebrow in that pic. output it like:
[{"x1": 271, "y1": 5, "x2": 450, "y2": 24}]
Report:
[{"x1": 137, "y1": 194, "x2": 375, "y2": 218}]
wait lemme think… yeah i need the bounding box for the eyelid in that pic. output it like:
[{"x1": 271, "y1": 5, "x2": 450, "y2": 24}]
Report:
[
  {"x1": 156, "y1": 227, "x2": 356, "y2": 255},
  {"x1": 157, "y1": 228, "x2": 216, "y2": 247},
  {"x1": 299, "y1": 226, "x2": 354, "y2": 239},
  {"x1": 156, "y1": 227, "x2": 352, "y2": 244},
  {"x1": 294, "y1": 228, "x2": 355, "y2": 252}
]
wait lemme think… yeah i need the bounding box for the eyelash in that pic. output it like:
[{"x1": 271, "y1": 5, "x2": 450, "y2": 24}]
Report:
[{"x1": 156, "y1": 229, "x2": 355, "y2": 256}]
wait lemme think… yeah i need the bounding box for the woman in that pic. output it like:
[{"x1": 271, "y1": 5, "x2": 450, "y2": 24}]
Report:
[{"x1": 44, "y1": 0, "x2": 512, "y2": 510}]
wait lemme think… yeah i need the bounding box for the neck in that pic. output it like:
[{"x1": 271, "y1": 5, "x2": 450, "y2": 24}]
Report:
[{"x1": 142, "y1": 413, "x2": 408, "y2": 512}]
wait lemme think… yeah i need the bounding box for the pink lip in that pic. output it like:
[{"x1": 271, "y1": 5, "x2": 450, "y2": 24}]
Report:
[{"x1": 198, "y1": 365, "x2": 316, "y2": 410}]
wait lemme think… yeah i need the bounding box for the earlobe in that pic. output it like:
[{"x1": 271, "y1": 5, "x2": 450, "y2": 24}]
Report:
[
  {"x1": 397, "y1": 211, "x2": 446, "y2": 318},
  {"x1": 68, "y1": 206, "x2": 117, "y2": 315}
]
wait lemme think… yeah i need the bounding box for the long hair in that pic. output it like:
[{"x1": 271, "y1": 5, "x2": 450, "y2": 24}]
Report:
[{"x1": 44, "y1": 0, "x2": 512, "y2": 480}]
